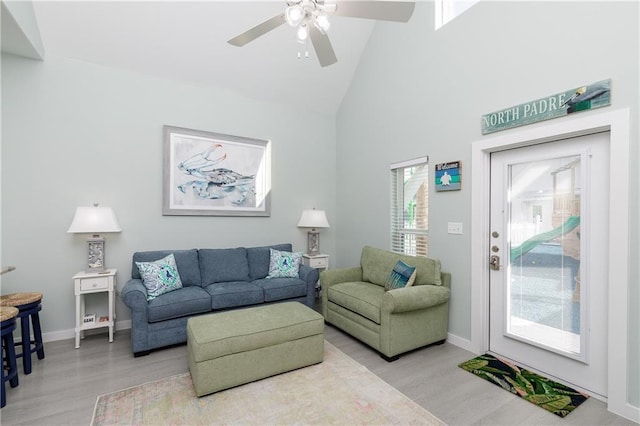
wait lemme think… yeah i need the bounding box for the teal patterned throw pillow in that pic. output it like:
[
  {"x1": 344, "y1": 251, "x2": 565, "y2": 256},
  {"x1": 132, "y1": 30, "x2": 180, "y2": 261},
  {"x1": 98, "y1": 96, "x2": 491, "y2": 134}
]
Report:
[
  {"x1": 136, "y1": 253, "x2": 183, "y2": 301},
  {"x1": 385, "y1": 260, "x2": 417, "y2": 291},
  {"x1": 266, "y1": 249, "x2": 303, "y2": 278}
]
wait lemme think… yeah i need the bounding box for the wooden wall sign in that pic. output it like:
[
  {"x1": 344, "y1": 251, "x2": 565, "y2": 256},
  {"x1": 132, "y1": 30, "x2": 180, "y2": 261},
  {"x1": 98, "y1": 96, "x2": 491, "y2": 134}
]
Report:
[
  {"x1": 435, "y1": 161, "x2": 461, "y2": 191},
  {"x1": 481, "y1": 79, "x2": 611, "y2": 135}
]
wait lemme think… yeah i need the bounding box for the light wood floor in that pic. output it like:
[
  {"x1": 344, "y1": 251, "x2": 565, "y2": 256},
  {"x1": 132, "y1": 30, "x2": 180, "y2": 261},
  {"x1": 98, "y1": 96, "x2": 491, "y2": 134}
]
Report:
[{"x1": 1, "y1": 319, "x2": 634, "y2": 425}]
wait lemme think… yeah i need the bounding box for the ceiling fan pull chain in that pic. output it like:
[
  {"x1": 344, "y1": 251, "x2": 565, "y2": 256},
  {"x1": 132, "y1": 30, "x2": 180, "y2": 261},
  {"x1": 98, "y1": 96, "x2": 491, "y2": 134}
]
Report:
[{"x1": 297, "y1": 37, "x2": 310, "y2": 60}]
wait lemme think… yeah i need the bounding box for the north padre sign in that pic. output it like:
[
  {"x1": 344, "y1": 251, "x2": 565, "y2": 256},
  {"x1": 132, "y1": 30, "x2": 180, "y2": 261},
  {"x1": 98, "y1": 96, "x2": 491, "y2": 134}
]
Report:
[{"x1": 481, "y1": 79, "x2": 611, "y2": 134}]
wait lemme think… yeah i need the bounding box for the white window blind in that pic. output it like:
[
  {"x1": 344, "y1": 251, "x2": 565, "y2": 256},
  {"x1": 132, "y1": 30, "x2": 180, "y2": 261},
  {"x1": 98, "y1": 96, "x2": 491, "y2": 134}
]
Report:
[{"x1": 390, "y1": 157, "x2": 429, "y2": 256}]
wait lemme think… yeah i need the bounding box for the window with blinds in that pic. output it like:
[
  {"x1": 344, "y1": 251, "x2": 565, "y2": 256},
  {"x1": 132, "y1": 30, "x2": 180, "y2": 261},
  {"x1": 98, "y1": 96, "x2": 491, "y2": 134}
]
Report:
[{"x1": 390, "y1": 157, "x2": 429, "y2": 256}]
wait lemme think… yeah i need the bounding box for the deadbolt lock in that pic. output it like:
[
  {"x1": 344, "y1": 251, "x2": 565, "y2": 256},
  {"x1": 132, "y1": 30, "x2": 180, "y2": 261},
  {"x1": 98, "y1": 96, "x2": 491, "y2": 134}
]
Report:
[
  {"x1": 489, "y1": 255, "x2": 501, "y2": 271},
  {"x1": 491, "y1": 246, "x2": 499, "y2": 253}
]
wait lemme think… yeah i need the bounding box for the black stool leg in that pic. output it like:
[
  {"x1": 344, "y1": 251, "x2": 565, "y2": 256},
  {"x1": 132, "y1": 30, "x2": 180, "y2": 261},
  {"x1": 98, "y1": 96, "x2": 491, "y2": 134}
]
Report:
[
  {"x1": 2, "y1": 321, "x2": 19, "y2": 408},
  {"x1": 1, "y1": 348, "x2": 5, "y2": 408},
  {"x1": 6, "y1": 333, "x2": 19, "y2": 388},
  {"x1": 20, "y1": 314, "x2": 32, "y2": 374},
  {"x1": 31, "y1": 312, "x2": 45, "y2": 360}
]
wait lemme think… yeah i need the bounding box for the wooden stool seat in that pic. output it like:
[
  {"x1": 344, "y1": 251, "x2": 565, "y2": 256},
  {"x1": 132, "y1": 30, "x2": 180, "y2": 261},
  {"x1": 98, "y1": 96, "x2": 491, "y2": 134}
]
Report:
[
  {"x1": 0, "y1": 292, "x2": 43, "y2": 307},
  {"x1": 1, "y1": 306, "x2": 20, "y2": 407},
  {"x1": 0, "y1": 306, "x2": 18, "y2": 322},
  {"x1": 0, "y1": 292, "x2": 45, "y2": 374}
]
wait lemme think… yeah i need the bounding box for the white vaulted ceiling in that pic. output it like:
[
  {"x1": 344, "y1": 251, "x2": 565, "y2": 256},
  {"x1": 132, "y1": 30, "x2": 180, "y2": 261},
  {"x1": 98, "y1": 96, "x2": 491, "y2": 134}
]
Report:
[{"x1": 16, "y1": 1, "x2": 381, "y2": 115}]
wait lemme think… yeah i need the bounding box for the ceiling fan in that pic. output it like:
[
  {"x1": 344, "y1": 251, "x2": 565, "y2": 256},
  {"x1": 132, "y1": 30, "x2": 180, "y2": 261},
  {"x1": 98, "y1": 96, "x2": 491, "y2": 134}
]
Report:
[{"x1": 227, "y1": 0, "x2": 416, "y2": 67}]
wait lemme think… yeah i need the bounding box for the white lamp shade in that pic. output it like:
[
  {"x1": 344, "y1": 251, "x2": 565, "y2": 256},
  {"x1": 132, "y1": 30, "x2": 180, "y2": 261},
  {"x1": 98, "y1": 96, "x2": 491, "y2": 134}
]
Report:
[
  {"x1": 67, "y1": 206, "x2": 122, "y2": 234},
  {"x1": 297, "y1": 209, "x2": 329, "y2": 229}
]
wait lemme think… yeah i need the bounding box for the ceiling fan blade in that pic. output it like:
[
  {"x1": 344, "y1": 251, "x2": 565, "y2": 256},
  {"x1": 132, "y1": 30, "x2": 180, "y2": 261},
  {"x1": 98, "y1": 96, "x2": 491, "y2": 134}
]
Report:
[
  {"x1": 331, "y1": 1, "x2": 415, "y2": 22},
  {"x1": 228, "y1": 13, "x2": 286, "y2": 47},
  {"x1": 309, "y1": 27, "x2": 338, "y2": 67}
]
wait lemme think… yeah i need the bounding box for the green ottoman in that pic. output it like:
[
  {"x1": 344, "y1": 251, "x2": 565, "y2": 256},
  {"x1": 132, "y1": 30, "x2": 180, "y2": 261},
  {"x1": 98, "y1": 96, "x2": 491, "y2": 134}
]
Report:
[{"x1": 187, "y1": 302, "x2": 324, "y2": 397}]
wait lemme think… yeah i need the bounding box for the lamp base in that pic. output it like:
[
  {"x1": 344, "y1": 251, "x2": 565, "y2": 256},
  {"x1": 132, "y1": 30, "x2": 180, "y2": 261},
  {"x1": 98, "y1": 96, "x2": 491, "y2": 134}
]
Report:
[
  {"x1": 87, "y1": 235, "x2": 106, "y2": 273},
  {"x1": 307, "y1": 230, "x2": 321, "y2": 256}
]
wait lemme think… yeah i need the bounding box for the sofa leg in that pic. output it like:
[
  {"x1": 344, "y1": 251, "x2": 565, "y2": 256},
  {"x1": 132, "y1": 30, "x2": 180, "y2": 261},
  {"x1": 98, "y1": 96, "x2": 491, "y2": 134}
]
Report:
[
  {"x1": 434, "y1": 339, "x2": 446, "y2": 345},
  {"x1": 134, "y1": 350, "x2": 151, "y2": 357},
  {"x1": 380, "y1": 354, "x2": 399, "y2": 362}
]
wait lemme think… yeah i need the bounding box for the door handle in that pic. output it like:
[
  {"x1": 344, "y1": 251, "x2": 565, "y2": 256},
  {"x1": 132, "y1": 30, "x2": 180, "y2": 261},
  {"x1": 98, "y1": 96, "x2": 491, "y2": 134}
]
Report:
[{"x1": 489, "y1": 255, "x2": 501, "y2": 271}]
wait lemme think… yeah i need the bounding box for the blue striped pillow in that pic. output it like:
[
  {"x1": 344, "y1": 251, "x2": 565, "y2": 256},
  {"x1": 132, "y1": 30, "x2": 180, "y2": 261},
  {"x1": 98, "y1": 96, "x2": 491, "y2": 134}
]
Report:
[{"x1": 385, "y1": 260, "x2": 417, "y2": 291}]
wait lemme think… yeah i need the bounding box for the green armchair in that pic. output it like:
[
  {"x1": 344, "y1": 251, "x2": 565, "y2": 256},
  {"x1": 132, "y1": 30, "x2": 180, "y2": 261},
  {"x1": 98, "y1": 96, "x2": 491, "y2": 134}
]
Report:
[{"x1": 321, "y1": 246, "x2": 450, "y2": 361}]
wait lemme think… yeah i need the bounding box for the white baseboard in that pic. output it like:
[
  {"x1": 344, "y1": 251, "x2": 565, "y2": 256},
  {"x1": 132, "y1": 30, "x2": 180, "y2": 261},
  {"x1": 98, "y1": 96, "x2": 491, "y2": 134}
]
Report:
[
  {"x1": 446, "y1": 332, "x2": 477, "y2": 354},
  {"x1": 41, "y1": 320, "x2": 132, "y2": 343},
  {"x1": 613, "y1": 402, "x2": 640, "y2": 424}
]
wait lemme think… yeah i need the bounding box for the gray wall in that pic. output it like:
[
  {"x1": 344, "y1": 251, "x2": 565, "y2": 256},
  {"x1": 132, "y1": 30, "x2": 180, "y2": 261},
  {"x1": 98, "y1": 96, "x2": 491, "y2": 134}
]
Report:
[
  {"x1": 1, "y1": 0, "x2": 637, "y2": 410},
  {"x1": 336, "y1": 1, "x2": 638, "y2": 407},
  {"x1": 1, "y1": 54, "x2": 336, "y2": 334}
]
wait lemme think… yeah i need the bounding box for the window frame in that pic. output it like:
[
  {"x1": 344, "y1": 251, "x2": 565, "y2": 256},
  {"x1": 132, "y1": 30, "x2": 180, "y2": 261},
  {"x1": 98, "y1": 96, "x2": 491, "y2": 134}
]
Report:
[{"x1": 390, "y1": 156, "x2": 429, "y2": 257}]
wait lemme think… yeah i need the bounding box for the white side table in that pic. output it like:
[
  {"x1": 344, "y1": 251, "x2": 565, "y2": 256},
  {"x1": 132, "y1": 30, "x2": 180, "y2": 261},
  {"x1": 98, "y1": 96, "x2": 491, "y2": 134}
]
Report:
[
  {"x1": 73, "y1": 269, "x2": 116, "y2": 349},
  {"x1": 302, "y1": 254, "x2": 329, "y2": 296}
]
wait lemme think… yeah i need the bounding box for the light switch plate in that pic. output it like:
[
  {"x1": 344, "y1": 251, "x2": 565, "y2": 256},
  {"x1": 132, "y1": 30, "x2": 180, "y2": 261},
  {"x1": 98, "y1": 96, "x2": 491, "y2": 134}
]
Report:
[{"x1": 448, "y1": 222, "x2": 463, "y2": 234}]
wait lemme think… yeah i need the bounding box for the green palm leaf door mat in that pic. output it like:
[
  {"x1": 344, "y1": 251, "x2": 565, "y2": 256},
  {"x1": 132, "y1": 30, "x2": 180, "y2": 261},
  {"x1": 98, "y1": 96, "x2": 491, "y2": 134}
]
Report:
[{"x1": 459, "y1": 354, "x2": 589, "y2": 418}]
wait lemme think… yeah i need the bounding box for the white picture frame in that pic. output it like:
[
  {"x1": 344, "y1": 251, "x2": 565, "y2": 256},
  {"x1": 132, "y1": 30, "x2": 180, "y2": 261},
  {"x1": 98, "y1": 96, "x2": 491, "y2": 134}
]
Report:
[{"x1": 163, "y1": 125, "x2": 271, "y2": 216}]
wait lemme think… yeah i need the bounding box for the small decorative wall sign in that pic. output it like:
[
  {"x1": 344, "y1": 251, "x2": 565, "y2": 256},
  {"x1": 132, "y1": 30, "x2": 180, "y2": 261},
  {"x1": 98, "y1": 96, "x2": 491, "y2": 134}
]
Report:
[
  {"x1": 163, "y1": 125, "x2": 271, "y2": 216},
  {"x1": 435, "y1": 161, "x2": 461, "y2": 191},
  {"x1": 481, "y1": 79, "x2": 611, "y2": 134}
]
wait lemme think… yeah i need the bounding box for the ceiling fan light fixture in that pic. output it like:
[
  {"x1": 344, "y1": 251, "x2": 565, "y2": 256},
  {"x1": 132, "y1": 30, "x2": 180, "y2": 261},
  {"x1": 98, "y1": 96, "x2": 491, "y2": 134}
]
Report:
[
  {"x1": 296, "y1": 24, "x2": 309, "y2": 43},
  {"x1": 285, "y1": 4, "x2": 305, "y2": 27},
  {"x1": 313, "y1": 11, "x2": 331, "y2": 33}
]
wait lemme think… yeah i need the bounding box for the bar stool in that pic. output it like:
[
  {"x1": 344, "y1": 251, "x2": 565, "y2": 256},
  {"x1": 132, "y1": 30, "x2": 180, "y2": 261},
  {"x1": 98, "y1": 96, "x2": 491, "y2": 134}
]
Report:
[
  {"x1": 0, "y1": 292, "x2": 45, "y2": 374},
  {"x1": 1, "y1": 306, "x2": 19, "y2": 408}
]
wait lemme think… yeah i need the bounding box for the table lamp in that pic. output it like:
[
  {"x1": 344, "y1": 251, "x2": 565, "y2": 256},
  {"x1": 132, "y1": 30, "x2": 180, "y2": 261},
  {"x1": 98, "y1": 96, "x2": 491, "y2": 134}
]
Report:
[
  {"x1": 297, "y1": 208, "x2": 329, "y2": 256},
  {"x1": 68, "y1": 203, "x2": 121, "y2": 272}
]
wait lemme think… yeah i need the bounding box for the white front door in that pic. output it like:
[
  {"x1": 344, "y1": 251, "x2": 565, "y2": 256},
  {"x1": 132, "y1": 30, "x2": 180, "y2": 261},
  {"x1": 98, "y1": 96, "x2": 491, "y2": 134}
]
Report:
[{"x1": 488, "y1": 131, "x2": 609, "y2": 397}]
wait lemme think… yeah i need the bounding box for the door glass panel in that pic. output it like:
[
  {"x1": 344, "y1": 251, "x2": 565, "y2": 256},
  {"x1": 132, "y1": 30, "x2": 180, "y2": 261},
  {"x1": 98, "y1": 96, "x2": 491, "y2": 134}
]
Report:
[{"x1": 507, "y1": 154, "x2": 582, "y2": 357}]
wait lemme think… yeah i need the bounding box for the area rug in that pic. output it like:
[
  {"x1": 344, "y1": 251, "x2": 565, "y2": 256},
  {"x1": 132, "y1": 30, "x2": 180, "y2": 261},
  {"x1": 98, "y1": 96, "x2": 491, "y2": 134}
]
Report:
[
  {"x1": 459, "y1": 353, "x2": 589, "y2": 418},
  {"x1": 92, "y1": 341, "x2": 444, "y2": 425}
]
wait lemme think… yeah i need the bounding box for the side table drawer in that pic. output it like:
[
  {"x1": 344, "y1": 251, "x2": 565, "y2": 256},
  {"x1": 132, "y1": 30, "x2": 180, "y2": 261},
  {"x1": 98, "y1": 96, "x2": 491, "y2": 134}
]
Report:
[
  {"x1": 80, "y1": 277, "x2": 108, "y2": 291},
  {"x1": 308, "y1": 257, "x2": 328, "y2": 268}
]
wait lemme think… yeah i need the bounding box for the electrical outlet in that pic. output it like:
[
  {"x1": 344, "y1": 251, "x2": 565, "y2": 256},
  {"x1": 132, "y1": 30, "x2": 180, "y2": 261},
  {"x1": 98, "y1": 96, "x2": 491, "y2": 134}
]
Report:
[{"x1": 448, "y1": 222, "x2": 463, "y2": 235}]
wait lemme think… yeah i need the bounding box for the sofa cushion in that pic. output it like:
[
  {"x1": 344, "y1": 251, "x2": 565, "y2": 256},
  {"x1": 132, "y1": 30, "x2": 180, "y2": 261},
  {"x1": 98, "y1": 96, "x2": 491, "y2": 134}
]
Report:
[
  {"x1": 361, "y1": 246, "x2": 442, "y2": 287},
  {"x1": 327, "y1": 281, "x2": 385, "y2": 324},
  {"x1": 199, "y1": 248, "x2": 250, "y2": 284},
  {"x1": 246, "y1": 243, "x2": 292, "y2": 280},
  {"x1": 136, "y1": 253, "x2": 184, "y2": 301},
  {"x1": 385, "y1": 260, "x2": 417, "y2": 291},
  {"x1": 147, "y1": 286, "x2": 211, "y2": 323},
  {"x1": 266, "y1": 249, "x2": 303, "y2": 278},
  {"x1": 132, "y1": 249, "x2": 201, "y2": 287},
  {"x1": 204, "y1": 282, "x2": 264, "y2": 310},
  {"x1": 254, "y1": 277, "x2": 307, "y2": 302}
]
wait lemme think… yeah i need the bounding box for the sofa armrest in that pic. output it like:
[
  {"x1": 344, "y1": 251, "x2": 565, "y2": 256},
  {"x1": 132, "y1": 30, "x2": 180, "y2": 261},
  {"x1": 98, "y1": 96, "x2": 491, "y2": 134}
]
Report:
[
  {"x1": 298, "y1": 264, "x2": 319, "y2": 285},
  {"x1": 382, "y1": 285, "x2": 450, "y2": 314},
  {"x1": 441, "y1": 272, "x2": 451, "y2": 289},
  {"x1": 121, "y1": 279, "x2": 149, "y2": 312},
  {"x1": 298, "y1": 264, "x2": 320, "y2": 307},
  {"x1": 320, "y1": 267, "x2": 363, "y2": 289}
]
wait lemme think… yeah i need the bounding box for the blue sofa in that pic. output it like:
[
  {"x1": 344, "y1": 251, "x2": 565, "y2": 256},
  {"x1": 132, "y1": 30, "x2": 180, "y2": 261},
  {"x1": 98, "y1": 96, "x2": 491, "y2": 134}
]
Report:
[{"x1": 121, "y1": 243, "x2": 318, "y2": 356}]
